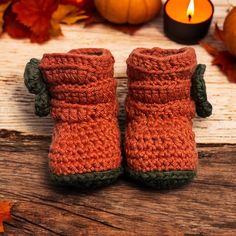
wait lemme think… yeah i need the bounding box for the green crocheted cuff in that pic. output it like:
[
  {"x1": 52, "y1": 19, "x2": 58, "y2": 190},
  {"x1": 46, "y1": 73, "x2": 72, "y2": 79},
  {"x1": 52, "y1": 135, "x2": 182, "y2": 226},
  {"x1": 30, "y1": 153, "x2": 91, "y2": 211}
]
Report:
[
  {"x1": 24, "y1": 58, "x2": 50, "y2": 117},
  {"x1": 191, "y1": 64, "x2": 213, "y2": 118}
]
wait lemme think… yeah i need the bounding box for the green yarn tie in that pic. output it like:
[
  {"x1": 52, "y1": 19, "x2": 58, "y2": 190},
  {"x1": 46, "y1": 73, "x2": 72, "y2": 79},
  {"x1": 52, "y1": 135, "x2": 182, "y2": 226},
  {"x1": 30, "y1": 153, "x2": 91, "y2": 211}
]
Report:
[
  {"x1": 24, "y1": 58, "x2": 50, "y2": 117},
  {"x1": 191, "y1": 64, "x2": 213, "y2": 118}
]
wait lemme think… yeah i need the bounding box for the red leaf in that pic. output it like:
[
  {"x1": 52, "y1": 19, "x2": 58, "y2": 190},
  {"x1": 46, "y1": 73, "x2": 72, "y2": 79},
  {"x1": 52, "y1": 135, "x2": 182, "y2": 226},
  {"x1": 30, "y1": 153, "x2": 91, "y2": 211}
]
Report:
[
  {"x1": 12, "y1": 0, "x2": 59, "y2": 43},
  {"x1": 0, "y1": 201, "x2": 13, "y2": 233},
  {"x1": 4, "y1": 4, "x2": 31, "y2": 39},
  {"x1": 200, "y1": 42, "x2": 236, "y2": 83}
]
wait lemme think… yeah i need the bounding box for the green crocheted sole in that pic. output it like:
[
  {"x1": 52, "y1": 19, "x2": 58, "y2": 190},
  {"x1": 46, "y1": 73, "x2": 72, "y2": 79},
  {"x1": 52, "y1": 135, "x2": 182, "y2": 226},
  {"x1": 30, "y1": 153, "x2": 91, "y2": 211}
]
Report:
[
  {"x1": 125, "y1": 167, "x2": 196, "y2": 189},
  {"x1": 50, "y1": 167, "x2": 122, "y2": 189}
]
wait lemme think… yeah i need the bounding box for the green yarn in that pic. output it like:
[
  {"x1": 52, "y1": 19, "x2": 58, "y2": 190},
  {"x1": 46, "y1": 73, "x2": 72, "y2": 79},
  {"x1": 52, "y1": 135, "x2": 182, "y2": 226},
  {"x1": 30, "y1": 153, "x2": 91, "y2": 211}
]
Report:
[
  {"x1": 191, "y1": 64, "x2": 212, "y2": 118},
  {"x1": 24, "y1": 58, "x2": 50, "y2": 117},
  {"x1": 125, "y1": 167, "x2": 196, "y2": 189},
  {"x1": 24, "y1": 59, "x2": 45, "y2": 94},
  {"x1": 50, "y1": 168, "x2": 122, "y2": 188},
  {"x1": 35, "y1": 88, "x2": 50, "y2": 117}
]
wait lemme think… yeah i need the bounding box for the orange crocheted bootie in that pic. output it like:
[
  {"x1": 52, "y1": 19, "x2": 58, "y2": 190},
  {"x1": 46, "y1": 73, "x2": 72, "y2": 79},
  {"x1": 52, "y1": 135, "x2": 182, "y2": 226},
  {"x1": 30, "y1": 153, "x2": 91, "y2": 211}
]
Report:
[
  {"x1": 24, "y1": 48, "x2": 122, "y2": 188},
  {"x1": 125, "y1": 47, "x2": 212, "y2": 188}
]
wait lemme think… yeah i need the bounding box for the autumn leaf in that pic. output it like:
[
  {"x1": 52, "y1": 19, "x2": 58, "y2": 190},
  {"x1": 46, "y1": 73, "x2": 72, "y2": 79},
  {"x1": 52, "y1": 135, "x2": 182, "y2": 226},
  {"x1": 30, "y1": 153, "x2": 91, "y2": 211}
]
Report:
[
  {"x1": 0, "y1": 201, "x2": 13, "y2": 233},
  {"x1": 200, "y1": 42, "x2": 236, "y2": 83},
  {"x1": 61, "y1": 9, "x2": 88, "y2": 25},
  {"x1": 50, "y1": 4, "x2": 89, "y2": 36},
  {"x1": 3, "y1": 0, "x2": 95, "y2": 43},
  {"x1": 12, "y1": 0, "x2": 59, "y2": 43},
  {"x1": 0, "y1": 0, "x2": 11, "y2": 35},
  {"x1": 4, "y1": 6, "x2": 31, "y2": 39},
  {"x1": 57, "y1": 0, "x2": 94, "y2": 25},
  {"x1": 61, "y1": 0, "x2": 96, "y2": 22}
]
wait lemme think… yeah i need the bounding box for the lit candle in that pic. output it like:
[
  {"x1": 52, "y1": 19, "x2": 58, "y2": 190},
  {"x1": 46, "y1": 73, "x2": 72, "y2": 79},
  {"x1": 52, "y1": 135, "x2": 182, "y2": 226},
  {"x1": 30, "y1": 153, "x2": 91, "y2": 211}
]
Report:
[{"x1": 164, "y1": 0, "x2": 214, "y2": 44}]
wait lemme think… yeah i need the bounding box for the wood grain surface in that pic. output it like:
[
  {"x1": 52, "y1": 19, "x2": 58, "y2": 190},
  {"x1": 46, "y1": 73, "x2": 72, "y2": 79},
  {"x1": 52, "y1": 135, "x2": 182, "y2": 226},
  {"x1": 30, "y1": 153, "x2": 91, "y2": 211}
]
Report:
[
  {"x1": 1, "y1": 0, "x2": 236, "y2": 235},
  {"x1": 1, "y1": 131, "x2": 236, "y2": 235}
]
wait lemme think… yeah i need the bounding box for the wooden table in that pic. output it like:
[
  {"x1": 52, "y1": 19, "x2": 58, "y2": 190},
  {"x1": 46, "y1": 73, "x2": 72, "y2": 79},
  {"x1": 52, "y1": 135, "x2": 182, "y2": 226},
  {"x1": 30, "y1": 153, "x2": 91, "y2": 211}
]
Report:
[{"x1": 1, "y1": 0, "x2": 236, "y2": 235}]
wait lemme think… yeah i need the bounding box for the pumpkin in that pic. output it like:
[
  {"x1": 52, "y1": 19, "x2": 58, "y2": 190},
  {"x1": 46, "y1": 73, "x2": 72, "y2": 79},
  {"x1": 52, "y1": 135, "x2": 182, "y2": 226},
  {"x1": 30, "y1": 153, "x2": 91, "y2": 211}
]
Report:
[
  {"x1": 94, "y1": 0, "x2": 162, "y2": 25},
  {"x1": 217, "y1": 7, "x2": 236, "y2": 57}
]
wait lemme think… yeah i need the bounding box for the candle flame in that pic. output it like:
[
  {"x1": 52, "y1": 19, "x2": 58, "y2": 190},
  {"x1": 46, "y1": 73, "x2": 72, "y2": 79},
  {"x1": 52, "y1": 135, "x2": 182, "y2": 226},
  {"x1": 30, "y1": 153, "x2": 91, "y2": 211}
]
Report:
[{"x1": 187, "y1": 0, "x2": 194, "y2": 20}]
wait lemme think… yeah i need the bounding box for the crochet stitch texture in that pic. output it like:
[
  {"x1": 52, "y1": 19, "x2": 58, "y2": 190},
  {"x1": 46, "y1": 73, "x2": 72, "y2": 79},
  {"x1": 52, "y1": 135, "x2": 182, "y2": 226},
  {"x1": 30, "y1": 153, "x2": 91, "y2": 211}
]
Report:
[
  {"x1": 25, "y1": 48, "x2": 122, "y2": 188},
  {"x1": 125, "y1": 47, "x2": 209, "y2": 188}
]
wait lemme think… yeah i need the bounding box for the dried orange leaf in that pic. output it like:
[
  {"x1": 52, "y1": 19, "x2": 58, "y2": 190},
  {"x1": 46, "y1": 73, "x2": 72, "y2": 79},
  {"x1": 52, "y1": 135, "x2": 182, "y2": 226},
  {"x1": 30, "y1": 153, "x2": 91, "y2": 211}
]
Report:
[
  {"x1": 200, "y1": 42, "x2": 236, "y2": 83},
  {"x1": 62, "y1": 10, "x2": 88, "y2": 24},
  {"x1": 50, "y1": 4, "x2": 89, "y2": 37},
  {"x1": 52, "y1": 5, "x2": 79, "y2": 23},
  {"x1": 50, "y1": 20, "x2": 63, "y2": 37},
  {"x1": 0, "y1": 201, "x2": 13, "y2": 233},
  {"x1": 0, "y1": 1, "x2": 11, "y2": 35},
  {"x1": 200, "y1": 42, "x2": 218, "y2": 56}
]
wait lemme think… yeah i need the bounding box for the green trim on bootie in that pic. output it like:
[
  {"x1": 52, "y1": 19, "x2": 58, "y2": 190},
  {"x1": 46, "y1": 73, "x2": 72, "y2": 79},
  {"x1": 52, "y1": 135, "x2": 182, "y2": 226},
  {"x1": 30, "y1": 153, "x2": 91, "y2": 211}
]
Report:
[
  {"x1": 125, "y1": 167, "x2": 196, "y2": 189},
  {"x1": 50, "y1": 167, "x2": 122, "y2": 189},
  {"x1": 24, "y1": 58, "x2": 50, "y2": 117},
  {"x1": 191, "y1": 64, "x2": 212, "y2": 118}
]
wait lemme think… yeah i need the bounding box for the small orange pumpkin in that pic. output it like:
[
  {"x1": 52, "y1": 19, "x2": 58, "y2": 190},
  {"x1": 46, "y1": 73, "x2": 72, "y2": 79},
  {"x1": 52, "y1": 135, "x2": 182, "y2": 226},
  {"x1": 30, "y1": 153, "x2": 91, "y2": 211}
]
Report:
[
  {"x1": 220, "y1": 7, "x2": 236, "y2": 57},
  {"x1": 95, "y1": 0, "x2": 162, "y2": 25}
]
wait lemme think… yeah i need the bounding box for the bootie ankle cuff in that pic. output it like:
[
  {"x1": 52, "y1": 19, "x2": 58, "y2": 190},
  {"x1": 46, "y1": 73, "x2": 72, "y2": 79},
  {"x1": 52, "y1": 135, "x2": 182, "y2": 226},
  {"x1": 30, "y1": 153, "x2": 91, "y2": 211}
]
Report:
[
  {"x1": 127, "y1": 47, "x2": 197, "y2": 75},
  {"x1": 40, "y1": 48, "x2": 114, "y2": 86}
]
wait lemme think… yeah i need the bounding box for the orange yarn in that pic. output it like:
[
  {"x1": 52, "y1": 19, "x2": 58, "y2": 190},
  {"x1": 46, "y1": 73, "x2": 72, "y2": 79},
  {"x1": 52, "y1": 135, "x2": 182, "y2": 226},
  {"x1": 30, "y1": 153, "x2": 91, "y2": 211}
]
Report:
[
  {"x1": 40, "y1": 48, "x2": 122, "y2": 176},
  {"x1": 125, "y1": 47, "x2": 198, "y2": 173}
]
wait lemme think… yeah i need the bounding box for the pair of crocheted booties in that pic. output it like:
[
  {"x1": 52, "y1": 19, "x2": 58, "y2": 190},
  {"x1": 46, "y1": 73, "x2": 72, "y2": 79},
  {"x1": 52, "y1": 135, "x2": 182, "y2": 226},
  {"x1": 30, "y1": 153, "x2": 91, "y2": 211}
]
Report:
[{"x1": 24, "y1": 47, "x2": 212, "y2": 189}]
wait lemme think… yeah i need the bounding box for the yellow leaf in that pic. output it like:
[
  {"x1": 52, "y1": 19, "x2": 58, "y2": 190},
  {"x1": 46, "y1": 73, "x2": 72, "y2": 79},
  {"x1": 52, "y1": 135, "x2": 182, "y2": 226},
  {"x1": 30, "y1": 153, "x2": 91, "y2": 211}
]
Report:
[
  {"x1": 50, "y1": 4, "x2": 89, "y2": 37},
  {"x1": 53, "y1": 5, "x2": 78, "y2": 22},
  {"x1": 61, "y1": 10, "x2": 88, "y2": 25},
  {"x1": 0, "y1": 1, "x2": 11, "y2": 35},
  {"x1": 50, "y1": 19, "x2": 63, "y2": 37}
]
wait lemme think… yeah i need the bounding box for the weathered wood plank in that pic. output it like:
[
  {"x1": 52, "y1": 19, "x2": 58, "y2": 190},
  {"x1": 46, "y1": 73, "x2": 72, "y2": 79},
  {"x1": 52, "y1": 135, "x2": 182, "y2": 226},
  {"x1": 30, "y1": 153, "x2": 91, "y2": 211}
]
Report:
[{"x1": 0, "y1": 131, "x2": 236, "y2": 235}]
